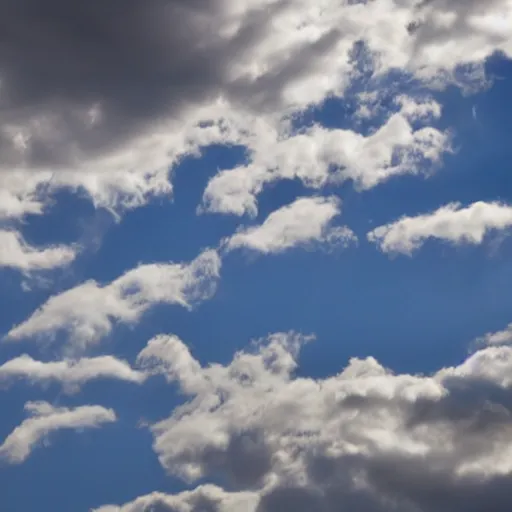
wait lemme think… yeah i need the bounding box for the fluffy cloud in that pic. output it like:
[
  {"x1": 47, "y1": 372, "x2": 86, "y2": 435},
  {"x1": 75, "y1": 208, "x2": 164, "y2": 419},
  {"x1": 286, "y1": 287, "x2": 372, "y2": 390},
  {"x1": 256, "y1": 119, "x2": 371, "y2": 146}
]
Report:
[
  {"x1": 0, "y1": 354, "x2": 145, "y2": 392},
  {"x1": 93, "y1": 486, "x2": 258, "y2": 512},
  {"x1": 106, "y1": 331, "x2": 512, "y2": 512},
  {"x1": 201, "y1": 97, "x2": 450, "y2": 216},
  {"x1": 3, "y1": 1, "x2": 512, "y2": 509},
  {"x1": 6, "y1": 249, "x2": 221, "y2": 351},
  {"x1": 0, "y1": 230, "x2": 76, "y2": 272},
  {"x1": 0, "y1": 104, "x2": 247, "y2": 220},
  {"x1": 1, "y1": 0, "x2": 510, "y2": 218},
  {"x1": 0, "y1": 401, "x2": 116, "y2": 464},
  {"x1": 478, "y1": 323, "x2": 512, "y2": 346},
  {"x1": 368, "y1": 201, "x2": 512, "y2": 255},
  {"x1": 438, "y1": 345, "x2": 512, "y2": 388},
  {"x1": 224, "y1": 196, "x2": 355, "y2": 254}
]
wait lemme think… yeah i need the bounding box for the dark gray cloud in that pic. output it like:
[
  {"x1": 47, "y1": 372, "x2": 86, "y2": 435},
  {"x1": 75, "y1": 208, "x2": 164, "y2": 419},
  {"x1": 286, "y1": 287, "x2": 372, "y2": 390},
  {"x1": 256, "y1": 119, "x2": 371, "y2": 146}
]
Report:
[
  {"x1": 0, "y1": 0, "x2": 225, "y2": 167},
  {"x1": 159, "y1": 428, "x2": 273, "y2": 489},
  {"x1": 0, "y1": 0, "x2": 293, "y2": 170},
  {"x1": 365, "y1": 454, "x2": 512, "y2": 512}
]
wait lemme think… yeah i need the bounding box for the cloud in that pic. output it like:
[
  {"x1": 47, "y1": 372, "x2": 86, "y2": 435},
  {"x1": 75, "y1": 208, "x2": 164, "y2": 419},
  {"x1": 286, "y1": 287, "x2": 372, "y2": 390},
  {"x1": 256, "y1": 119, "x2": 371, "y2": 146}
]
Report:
[
  {"x1": 6, "y1": 249, "x2": 221, "y2": 351},
  {"x1": 479, "y1": 323, "x2": 512, "y2": 346},
  {"x1": 0, "y1": 230, "x2": 76, "y2": 271},
  {"x1": 136, "y1": 334, "x2": 206, "y2": 393},
  {"x1": 2, "y1": 0, "x2": 509, "y2": 175},
  {"x1": 407, "y1": 0, "x2": 512, "y2": 83},
  {"x1": 437, "y1": 345, "x2": 512, "y2": 388},
  {"x1": 201, "y1": 97, "x2": 450, "y2": 216},
  {"x1": 0, "y1": 105, "x2": 245, "y2": 220},
  {"x1": 3, "y1": 0, "x2": 512, "y2": 507},
  {"x1": 93, "y1": 485, "x2": 258, "y2": 512},
  {"x1": 368, "y1": 201, "x2": 512, "y2": 255},
  {"x1": 0, "y1": 0, "x2": 237, "y2": 172},
  {"x1": 1, "y1": 0, "x2": 510, "y2": 219},
  {"x1": 223, "y1": 196, "x2": 355, "y2": 254},
  {"x1": 0, "y1": 172, "x2": 48, "y2": 220},
  {"x1": 0, "y1": 354, "x2": 145, "y2": 392},
  {"x1": 0, "y1": 401, "x2": 116, "y2": 464},
  {"x1": 105, "y1": 331, "x2": 512, "y2": 512}
]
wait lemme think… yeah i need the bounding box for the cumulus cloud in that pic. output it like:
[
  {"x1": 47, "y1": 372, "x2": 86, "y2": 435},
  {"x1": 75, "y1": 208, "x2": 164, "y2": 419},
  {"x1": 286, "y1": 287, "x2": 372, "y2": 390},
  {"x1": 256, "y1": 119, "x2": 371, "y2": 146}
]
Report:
[
  {"x1": 201, "y1": 97, "x2": 450, "y2": 216},
  {"x1": 0, "y1": 230, "x2": 76, "y2": 272},
  {"x1": 1, "y1": 0, "x2": 510, "y2": 218},
  {"x1": 223, "y1": 196, "x2": 355, "y2": 254},
  {"x1": 438, "y1": 345, "x2": 512, "y2": 388},
  {"x1": 0, "y1": 401, "x2": 116, "y2": 464},
  {"x1": 6, "y1": 249, "x2": 221, "y2": 351},
  {"x1": 0, "y1": 103, "x2": 249, "y2": 220},
  {"x1": 105, "y1": 331, "x2": 512, "y2": 512},
  {"x1": 93, "y1": 486, "x2": 258, "y2": 512},
  {"x1": 0, "y1": 354, "x2": 145, "y2": 392},
  {"x1": 477, "y1": 323, "x2": 512, "y2": 347},
  {"x1": 3, "y1": 0, "x2": 512, "y2": 508},
  {"x1": 368, "y1": 201, "x2": 512, "y2": 255}
]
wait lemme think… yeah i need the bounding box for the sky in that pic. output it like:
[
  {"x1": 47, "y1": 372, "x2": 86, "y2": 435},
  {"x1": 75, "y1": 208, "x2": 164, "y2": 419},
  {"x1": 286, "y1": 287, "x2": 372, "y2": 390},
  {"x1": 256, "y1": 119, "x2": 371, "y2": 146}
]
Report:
[{"x1": 1, "y1": 1, "x2": 512, "y2": 511}]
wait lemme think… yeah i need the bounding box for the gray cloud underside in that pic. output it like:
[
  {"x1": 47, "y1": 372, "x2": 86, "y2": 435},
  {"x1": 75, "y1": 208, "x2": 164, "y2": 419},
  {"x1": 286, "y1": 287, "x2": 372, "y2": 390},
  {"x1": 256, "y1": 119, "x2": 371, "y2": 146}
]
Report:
[
  {"x1": 0, "y1": 0, "x2": 315, "y2": 170},
  {"x1": 96, "y1": 332, "x2": 512, "y2": 512},
  {"x1": 1, "y1": 0, "x2": 510, "y2": 173}
]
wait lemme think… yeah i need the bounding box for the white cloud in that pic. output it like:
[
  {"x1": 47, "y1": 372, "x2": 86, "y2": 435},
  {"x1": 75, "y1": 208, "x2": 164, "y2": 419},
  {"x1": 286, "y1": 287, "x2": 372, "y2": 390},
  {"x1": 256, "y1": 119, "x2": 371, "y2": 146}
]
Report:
[
  {"x1": 224, "y1": 196, "x2": 355, "y2": 254},
  {"x1": 0, "y1": 172, "x2": 48, "y2": 220},
  {"x1": 136, "y1": 334, "x2": 206, "y2": 394},
  {"x1": 93, "y1": 485, "x2": 258, "y2": 512},
  {"x1": 201, "y1": 98, "x2": 450, "y2": 216},
  {"x1": 0, "y1": 230, "x2": 76, "y2": 272},
  {"x1": 6, "y1": 249, "x2": 221, "y2": 351},
  {"x1": 0, "y1": 401, "x2": 116, "y2": 464},
  {"x1": 438, "y1": 345, "x2": 512, "y2": 388},
  {"x1": 0, "y1": 102, "x2": 246, "y2": 221},
  {"x1": 115, "y1": 331, "x2": 512, "y2": 512},
  {"x1": 479, "y1": 323, "x2": 512, "y2": 346},
  {"x1": 0, "y1": 354, "x2": 146, "y2": 392},
  {"x1": 196, "y1": 0, "x2": 510, "y2": 218},
  {"x1": 4, "y1": 1, "x2": 512, "y2": 508},
  {"x1": 368, "y1": 201, "x2": 512, "y2": 255}
]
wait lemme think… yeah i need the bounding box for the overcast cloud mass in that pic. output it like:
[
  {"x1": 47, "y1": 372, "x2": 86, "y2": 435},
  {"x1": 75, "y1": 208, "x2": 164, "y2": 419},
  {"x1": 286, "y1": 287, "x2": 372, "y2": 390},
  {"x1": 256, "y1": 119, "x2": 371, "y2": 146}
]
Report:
[{"x1": 1, "y1": 0, "x2": 512, "y2": 511}]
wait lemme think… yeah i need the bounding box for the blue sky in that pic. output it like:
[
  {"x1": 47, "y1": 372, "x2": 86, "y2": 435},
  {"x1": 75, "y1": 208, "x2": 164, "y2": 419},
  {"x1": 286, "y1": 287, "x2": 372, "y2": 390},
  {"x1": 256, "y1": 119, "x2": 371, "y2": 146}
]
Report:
[{"x1": 1, "y1": 2, "x2": 512, "y2": 512}]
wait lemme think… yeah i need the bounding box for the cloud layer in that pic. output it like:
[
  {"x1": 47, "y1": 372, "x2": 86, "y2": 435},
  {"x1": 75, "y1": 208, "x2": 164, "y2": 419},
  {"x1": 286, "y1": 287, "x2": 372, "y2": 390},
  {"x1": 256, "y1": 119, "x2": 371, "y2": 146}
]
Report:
[
  {"x1": 3, "y1": 0, "x2": 510, "y2": 174},
  {"x1": 2, "y1": 1, "x2": 512, "y2": 510},
  {"x1": 1, "y1": 0, "x2": 510, "y2": 219}
]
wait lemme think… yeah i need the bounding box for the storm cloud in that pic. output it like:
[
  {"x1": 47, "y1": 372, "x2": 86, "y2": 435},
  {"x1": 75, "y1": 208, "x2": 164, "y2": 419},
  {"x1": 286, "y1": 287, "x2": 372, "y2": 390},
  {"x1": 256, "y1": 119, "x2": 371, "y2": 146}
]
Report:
[{"x1": 0, "y1": 0, "x2": 255, "y2": 169}]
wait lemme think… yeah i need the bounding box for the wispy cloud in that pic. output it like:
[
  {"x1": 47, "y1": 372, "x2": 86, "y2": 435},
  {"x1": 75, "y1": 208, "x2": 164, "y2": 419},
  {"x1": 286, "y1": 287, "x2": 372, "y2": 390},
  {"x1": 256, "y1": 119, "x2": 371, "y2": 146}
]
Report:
[{"x1": 0, "y1": 401, "x2": 116, "y2": 464}]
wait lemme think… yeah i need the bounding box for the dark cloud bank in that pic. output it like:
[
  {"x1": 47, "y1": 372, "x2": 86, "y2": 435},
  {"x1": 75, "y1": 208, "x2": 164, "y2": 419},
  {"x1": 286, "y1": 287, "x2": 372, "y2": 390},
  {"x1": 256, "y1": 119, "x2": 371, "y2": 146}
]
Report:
[
  {"x1": 0, "y1": 0, "x2": 330, "y2": 171},
  {"x1": 1, "y1": 0, "x2": 507, "y2": 173},
  {"x1": 0, "y1": 0, "x2": 227, "y2": 168}
]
